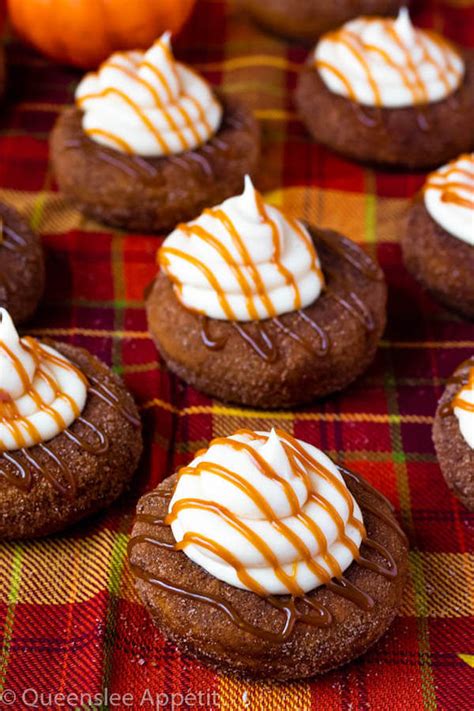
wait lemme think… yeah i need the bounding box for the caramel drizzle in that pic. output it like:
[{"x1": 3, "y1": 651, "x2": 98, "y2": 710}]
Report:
[
  {"x1": 129, "y1": 443, "x2": 405, "y2": 642},
  {"x1": 316, "y1": 18, "x2": 462, "y2": 129},
  {"x1": 160, "y1": 196, "x2": 322, "y2": 323},
  {"x1": 440, "y1": 357, "x2": 474, "y2": 418},
  {"x1": 197, "y1": 230, "x2": 380, "y2": 362},
  {"x1": 0, "y1": 341, "x2": 140, "y2": 497},
  {"x1": 77, "y1": 38, "x2": 216, "y2": 156},
  {"x1": 424, "y1": 154, "x2": 474, "y2": 210}
]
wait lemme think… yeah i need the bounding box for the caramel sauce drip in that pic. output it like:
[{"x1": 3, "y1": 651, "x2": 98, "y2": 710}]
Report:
[
  {"x1": 0, "y1": 337, "x2": 87, "y2": 451},
  {"x1": 78, "y1": 38, "x2": 212, "y2": 156},
  {"x1": 164, "y1": 430, "x2": 365, "y2": 598},
  {"x1": 129, "y1": 457, "x2": 405, "y2": 642},
  {"x1": 424, "y1": 154, "x2": 474, "y2": 210},
  {"x1": 160, "y1": 195, "x2": 321, "y2": 324},
  {"x1": 0, "y1": 342, "x2": 140, "y2": 496},
  {"x1": 440, "y1": 358, "x2": 474, "y2": 418},
  {"x1": 316, "y1": 18, "x2": 462, "y2": 128},
  {"x1": 196, "y1": 230, "x2": 379, "y2": 361}
]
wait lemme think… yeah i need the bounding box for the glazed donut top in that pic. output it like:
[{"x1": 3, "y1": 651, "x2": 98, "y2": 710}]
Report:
[
  {"x1": 424, "y1": 154, "x2": 474, "y2": 246},
  {"x1": 167, "y1": 428, "x2": 365, "y2": 596},
  {"x1": 76, "y1": 33, "x2": 222, "y2": 157},
  {"x1": 158, "y1": 176, "x2": 324, "y2": 321},
  {"x1": 0, "y1": 309, "x2": 87, "y2": 451},
  {"x1": 314, "y1": 8, "x2": 464, "y2": 108}
]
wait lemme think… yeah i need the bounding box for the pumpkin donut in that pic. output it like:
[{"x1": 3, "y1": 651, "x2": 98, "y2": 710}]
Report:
[
  {"x1": 402, "y1": 154, "x2": 474, "y2": 319},
  {"x1": 50, "y1": 34, "x2": 259, "y2": 233},
  {"x1": 0, "y1": 309, "x2": 142, "y2": 539},
  {"x1": 295, "y1": 10, "x2": 474, "y2": 168},
  {"x1": 129, "y1": 429, "x2": 408, "y2": 680},
  {"x1": 433, "y1": 357, "x2": 474, "y2": 511},
  {"x1": 146, "y1": 178, "x2": 387, "y2": 409}
]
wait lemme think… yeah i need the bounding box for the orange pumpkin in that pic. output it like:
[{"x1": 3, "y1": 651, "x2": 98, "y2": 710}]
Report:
[{"x1": 7, "y1": 0, "x2": 196, "y2": 68}]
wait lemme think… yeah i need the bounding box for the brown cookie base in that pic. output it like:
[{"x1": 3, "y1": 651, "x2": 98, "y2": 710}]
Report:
[
  {"x1": 50, "y1": 95, "x2": 260, "y2": 233},
  {"x1": 433, "y1": 362, "x2": 474, "y2": 511},
  {"x1": 0, "y1": 342, "x2": 143, "y2": 539},
  {"x1": 295, "y1": 51, "x2": 474, "y2": 168},
  {"x1": 146, "y1": 227, "x2": 387, "y2": 409},
  {"x1": 129, "y1": 469, "x2": 408, "y2": 681},
  {"x1": 244, "y1": 0, "x2": 405, "y2": 41},
  {"x1": 402, "y1": 196, "x2": 474, "y2": 319},
  {"x1": 0, "y1": 202, "x2": 44, "y2": 324}
]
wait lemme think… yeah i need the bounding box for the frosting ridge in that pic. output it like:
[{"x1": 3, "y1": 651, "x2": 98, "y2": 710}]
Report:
[
  {"x1": 159, "y1": 176, "x2": 324, "y2": 321},
  {"x1": 314, "y1": 8, "x2": 464, "y2": 108},
  {"x1": 424, "y1": 153, "x2": 474, "y2": 246},
  {"x1": 167, "y1": 428, "x2": 365, "y2": 596},
  {"x1": 76, "y1": 33, "x2": 222, "y2": 157},
  {"x1": 0, "y1": 309, "x2": 88, "y2": 451}
]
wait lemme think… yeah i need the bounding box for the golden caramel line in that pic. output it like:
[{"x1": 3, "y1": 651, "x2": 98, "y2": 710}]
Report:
[
  {"x1": 174, "y1": 460, "x2": 342, "y2": 578},
  {"x1": 319, "y1": 19, "x2": 461, "y2": 107},
  {"x1": 254, "y1": 191, "x2": 302, "y2": 311},
  {"x1": 417, "y1": 33, "x2": 452, "y2": 94},
  {"x1": 161, "y1": 199, "x2": 321, "y2": 320},
  {"x1": 332, "y1": 31, "x2": 382, "y2": 104},
  {"x1": 104, "y1": 60, "x2": 193, "y2": 152},
  {"x1": 107, "y1": 50, "x2": 203, "y2": 151},
  {"x1": 0, "y1": 339, "x2": 87, "y2": 451},
  {"x1": 140, "y1": 38, "x2": 211, "y2": 145},
  {"x1": 452, "y1": 366, "x2": 474, "y2": 413},
  {"x1": 205, "y1": 208, "x2": 277, "y2": 319},
  {"x1": 168, "y1": 431, "x2": 363, "y2": 595},
  {"x1": 177, "y1": 221, "x2": 261, "y2": 320},
  {"x1": 425, "y1": 157, "x2": 474, "y2": 209},
  {"x1": 159, "y1": 247, "x2": 237, "y2": 319},
  {"x1": 78, "y1": 86, "x2": 171, "y2": 155},
  {"x1": 169, "y1": 499, "x2": 324, "y2": 596}
]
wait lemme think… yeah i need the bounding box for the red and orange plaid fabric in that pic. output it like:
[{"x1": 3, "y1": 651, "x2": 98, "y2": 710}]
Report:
[{"x1": 0, "y1": 1, "x2": 473, "y2": 709}]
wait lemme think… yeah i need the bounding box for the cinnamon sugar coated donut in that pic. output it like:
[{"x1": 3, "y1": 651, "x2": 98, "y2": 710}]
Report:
[
  {"x1": 296, "y1": 11, "x2": 474, "y2": 167},
  {"x1": 0, "y1": 310, "x2": 143, "y2": 539},
  {"x1": 433, "y1": 358, "x2": 474, "y2": 511},
  {"x1": 402, "y1": 154, "x2": 474, "y2": 318},
  {"x1": 147, "y1": 181, "x2": 386, "y2": 408},
  {"x1": 50, "y1": 35, "x2": 260, "y2": 233},
  {"x1": 129, "y1": 429, "x2": 408, "y2": 680}
]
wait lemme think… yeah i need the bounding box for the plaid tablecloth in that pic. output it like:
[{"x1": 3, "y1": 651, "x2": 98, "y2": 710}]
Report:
[{"x1": 0, "y1": 1, "x2": 473, "y2": 709}]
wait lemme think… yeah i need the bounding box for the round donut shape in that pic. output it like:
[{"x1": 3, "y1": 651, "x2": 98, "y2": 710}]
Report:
[
  {"x1": 129, "y1": 469, "x2": 408, "y2": 681},
  {"x1": 295, "y1": 50, "x2": 474, "y2": 168},
  {"x1": 243, "y1": 0, "x2": 406, "y2": 41},
  {"x1": 0, "y1": 342, "x2": 143, "y2": 539},
  {"x1": 50, "y1": 95, "x2": 260, "y2": 234},
  {"x1": 433, "y1": 361, "x2": 474, "y2": 511},
  {"x1": 146, "y1": 227, "x2": 387, "y2": 409},
  {"x1": 402, "y1": 196, "x2": 474, "y2": 319},
  {"x1": 0, "y1": 202, "x2": 44, "y2": 324}
]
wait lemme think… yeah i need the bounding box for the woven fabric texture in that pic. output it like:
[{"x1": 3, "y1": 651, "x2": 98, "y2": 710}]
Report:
[{"x1": 0, "y1": 0, "x2": 473, "y2": 709}]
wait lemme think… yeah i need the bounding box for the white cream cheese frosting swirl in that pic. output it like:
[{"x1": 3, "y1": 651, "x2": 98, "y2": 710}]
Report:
[
  {"x1": 314, "y1": 8, "x2": 464, "y2": 108},
  {"x1": 0, "y1": 309, "x2": 88, "y2": 451},
  {"x1": 424, "y1": 154, "x2": 474, "y2": 246},
  {"x1": 167, "y1": 429, "x2": 365, "y2": 596},
  {"x1": 159, "y1": 176, "x2": 324, "y2": 321},
  {"x1": 453, "y1": 364, "x2": 474, "y2": 449},
  {"x1": 76, "y1": 32, "x2": 222, "y2": 157}
]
